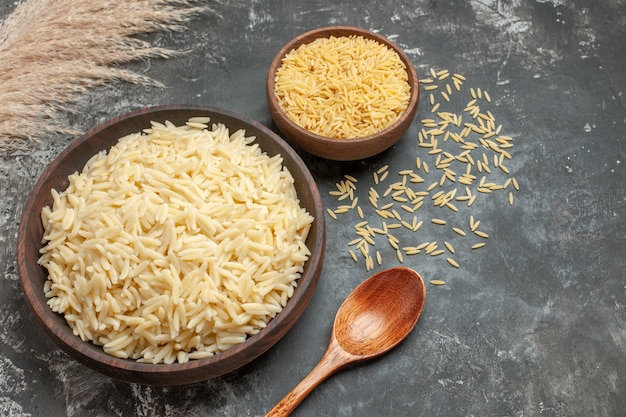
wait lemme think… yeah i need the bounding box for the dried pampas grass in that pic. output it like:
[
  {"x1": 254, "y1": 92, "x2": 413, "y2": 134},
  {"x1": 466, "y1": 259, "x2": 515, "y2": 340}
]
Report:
[{"x1": 0, "y1": 0, "x2": 214, "y2": 151}]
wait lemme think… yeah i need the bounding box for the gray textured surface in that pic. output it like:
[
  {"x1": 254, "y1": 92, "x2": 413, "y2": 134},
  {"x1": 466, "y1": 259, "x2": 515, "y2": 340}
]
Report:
[{"x1": 1, "y1": 0, "x2": 625, "y2": 416}]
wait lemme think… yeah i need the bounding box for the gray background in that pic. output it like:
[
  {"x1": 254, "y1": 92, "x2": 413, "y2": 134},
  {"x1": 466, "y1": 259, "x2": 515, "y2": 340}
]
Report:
[{"x1": 1, "y1": 0, "x2": 625, "y2": 416}]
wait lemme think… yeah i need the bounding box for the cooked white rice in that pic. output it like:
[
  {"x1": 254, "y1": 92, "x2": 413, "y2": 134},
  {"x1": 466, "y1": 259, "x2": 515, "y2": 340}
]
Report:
[{"x1": 38, "y1": 117, "x2": 314, "y2": 364}]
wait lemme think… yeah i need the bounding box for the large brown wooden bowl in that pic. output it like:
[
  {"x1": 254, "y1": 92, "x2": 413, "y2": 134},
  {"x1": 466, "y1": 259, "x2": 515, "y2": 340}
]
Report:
[
  {"x1": 17, "y1": 105, "x2": 326, "y2": 385},
  {"x1": 266, "y1": 26, "x2": 419, "y2": 161}
]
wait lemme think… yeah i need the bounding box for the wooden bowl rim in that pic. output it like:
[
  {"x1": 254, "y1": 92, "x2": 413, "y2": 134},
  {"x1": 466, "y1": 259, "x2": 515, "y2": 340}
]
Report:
[
  {"x1": 266, "y1": 25, "x2": 420, "y2": 146},
  {"x1": 17, "y1": 104, "x2": 326, "y2": 384}
]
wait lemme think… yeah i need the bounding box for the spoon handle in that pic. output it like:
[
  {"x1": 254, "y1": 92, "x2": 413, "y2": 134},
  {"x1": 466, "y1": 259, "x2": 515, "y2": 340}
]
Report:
[{"x1": 264, "y1": 339, "x2": 354, "y2": 417}]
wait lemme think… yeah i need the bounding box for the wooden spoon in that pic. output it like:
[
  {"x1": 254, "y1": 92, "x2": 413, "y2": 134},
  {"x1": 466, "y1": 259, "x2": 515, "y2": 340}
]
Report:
[{"x1": 265, "y1": 266, "x2": 426, "y2": 416}]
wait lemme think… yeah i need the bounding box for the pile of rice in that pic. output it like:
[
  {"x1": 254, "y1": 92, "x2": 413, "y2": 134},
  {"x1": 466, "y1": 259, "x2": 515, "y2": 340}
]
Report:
[
  {"x1": 38, "y1": 117, "x2": 314, "y2": 364},
  {"x1": 273, "y1": 34, "x2": 411, "y2": 139}
]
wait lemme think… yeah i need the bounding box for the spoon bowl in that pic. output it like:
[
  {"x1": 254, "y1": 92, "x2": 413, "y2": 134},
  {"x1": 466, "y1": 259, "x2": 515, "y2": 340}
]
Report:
[
  {"x1": 334, "y1": 266, "x2": 425, "y2": 358},
  {"x1": 265, "y1": 266, "x2": 426, "y2": 416}
]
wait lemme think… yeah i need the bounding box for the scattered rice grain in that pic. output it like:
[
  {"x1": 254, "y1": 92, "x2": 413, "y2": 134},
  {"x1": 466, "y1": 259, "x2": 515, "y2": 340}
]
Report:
[
  {"x1": 453, "y1": 227, "x2": 466, "y2": 236},
  {"x1": 444, "y1": 241, "x2": 455, "y2": 253},
  {"x1": 446, "y1": 258, "x2": 460, "y2": 268}
]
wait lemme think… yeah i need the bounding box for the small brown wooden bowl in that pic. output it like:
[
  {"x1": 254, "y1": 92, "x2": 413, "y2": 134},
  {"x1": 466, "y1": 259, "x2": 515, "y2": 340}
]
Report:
[
  {"x1": 266, "y1": 26, "x2": 419, "y2": 161},
  {"x1": 17, "y1": 105, "x2": 326, "y2": 385}
]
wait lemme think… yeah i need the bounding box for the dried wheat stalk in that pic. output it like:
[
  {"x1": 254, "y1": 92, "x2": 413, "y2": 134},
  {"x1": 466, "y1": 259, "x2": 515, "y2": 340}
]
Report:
[{"x1": 0, "y1": 0, "x2": 213, "y2": 151}]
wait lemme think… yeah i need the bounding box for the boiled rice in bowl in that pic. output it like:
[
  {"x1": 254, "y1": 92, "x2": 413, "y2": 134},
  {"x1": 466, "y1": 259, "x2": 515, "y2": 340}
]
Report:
[{"x1": 17, "y1": 105, "x2": 325, "y2": 385}]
